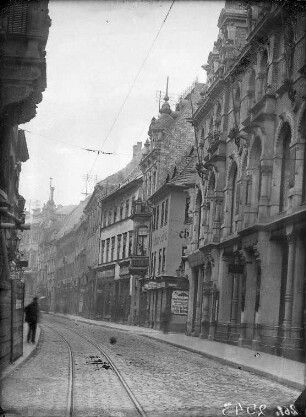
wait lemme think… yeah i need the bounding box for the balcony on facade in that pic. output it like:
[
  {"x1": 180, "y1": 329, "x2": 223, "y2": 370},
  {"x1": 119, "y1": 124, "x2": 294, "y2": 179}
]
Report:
[
  {"x1": 128, "y1": 256, "x2": 149, "y2": 276},
  {"x1": 130, "y1": 199, "x2": 151, "y2": 220}
]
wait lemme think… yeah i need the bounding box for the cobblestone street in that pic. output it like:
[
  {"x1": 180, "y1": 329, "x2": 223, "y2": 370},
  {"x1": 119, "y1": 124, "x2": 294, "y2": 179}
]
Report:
[{"x1": 1, "y1": 315, "x2": 301, "y2": 417}]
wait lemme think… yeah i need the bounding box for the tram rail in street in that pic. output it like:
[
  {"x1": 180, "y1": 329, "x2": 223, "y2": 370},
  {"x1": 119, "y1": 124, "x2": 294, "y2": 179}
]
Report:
[{"x1": 42, "y1": 322, "x2": 147, "y2": 417}]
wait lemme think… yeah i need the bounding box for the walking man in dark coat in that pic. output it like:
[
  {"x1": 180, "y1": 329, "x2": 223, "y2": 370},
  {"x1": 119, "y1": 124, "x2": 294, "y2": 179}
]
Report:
[{"x1": 24, "y1": 297, "x2": 39, "y2": 344}]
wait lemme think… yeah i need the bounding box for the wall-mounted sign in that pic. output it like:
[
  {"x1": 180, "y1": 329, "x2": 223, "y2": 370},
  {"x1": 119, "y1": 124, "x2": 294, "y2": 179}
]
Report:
[
  {"x1": 97, "y1": 269, "x2": 115, "y2": 279},
  {"x1": 144, "y1": 281, "x2": 165, "y2": 290},
  {"x1": 171, "y1": 290, "x2": 189, "y2": 315}
]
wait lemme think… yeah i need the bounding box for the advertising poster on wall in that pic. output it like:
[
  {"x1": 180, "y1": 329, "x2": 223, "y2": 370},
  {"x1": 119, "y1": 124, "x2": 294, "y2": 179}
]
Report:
[{"x1": 171, "y1": 291, "x2": 189, "y2": 315}]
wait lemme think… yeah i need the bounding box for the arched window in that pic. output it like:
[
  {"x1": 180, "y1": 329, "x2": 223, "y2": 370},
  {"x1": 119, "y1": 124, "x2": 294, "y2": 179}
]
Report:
[
  {"x1": 248, "y1": 68, "x2": 256, "y2": 110},
  {"x1": 257, "y1": 49, "x2": 268, "y2": 100},
  {"x1": 233, "y1": 85, "x2": 241, "y2": 126},
  {"x1": 249, "y1": 137, "x2": 262, "y2": 207},
  {"x1": 229, "y1": 163, "x2": 238, "y2": 234},
  {"x1": 279, "y1": 122, "x2": 292, "y2": 211},
  {"x1": 196, "y1": 191, "x2": 202, "y2": 247}
]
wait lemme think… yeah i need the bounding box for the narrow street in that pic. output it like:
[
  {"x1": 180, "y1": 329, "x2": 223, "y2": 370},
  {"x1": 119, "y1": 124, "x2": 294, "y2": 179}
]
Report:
[{"x1": 1, "y1": 315, "x2": 300, "y2": 417}]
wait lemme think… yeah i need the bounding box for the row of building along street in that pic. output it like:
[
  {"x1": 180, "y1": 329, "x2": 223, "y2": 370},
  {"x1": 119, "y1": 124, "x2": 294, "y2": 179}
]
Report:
[{"x1": 3, "y1": 0, "x2": 306, "y2": 380}]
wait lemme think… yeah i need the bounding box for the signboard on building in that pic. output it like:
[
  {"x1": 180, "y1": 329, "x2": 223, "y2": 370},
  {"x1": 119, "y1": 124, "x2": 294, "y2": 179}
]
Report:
[
  {"x1": 144, "y1": 282, "x2": 165, "y2": 290},
  {"x1": 171, "y1": 290, "x2": 189, "y2": 315},
  {"x1": 97, "y1": 269, "x2": 115, "y2": 279}
]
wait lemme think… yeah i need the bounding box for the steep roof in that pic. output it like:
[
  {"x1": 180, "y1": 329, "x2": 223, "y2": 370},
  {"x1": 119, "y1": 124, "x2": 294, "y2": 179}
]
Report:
[
  {"x1": 57, "y1": 198, "x2": 90, "y2": 239},
  {"x1": 167, "y1": 146, "x2": 197, "y2": 188},
  {"x1": 56, "y1": 205, "x2": 77, "y2": 216}
]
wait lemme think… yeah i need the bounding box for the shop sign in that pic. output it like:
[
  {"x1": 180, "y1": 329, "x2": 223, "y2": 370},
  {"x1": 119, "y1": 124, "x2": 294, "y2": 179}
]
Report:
[
  {"x1": 97, "y1": 269, "x2": 115, "y2": 279},
  {"x1": 144, "y1": 281, "x2": 165, "y2": 290},
  {"x1": 97, "y1": 289, "x2": 103, "y2": 294},
  {"x1": 171, "y1": 290, "x2": 189, "y2": 315},
  {"x1": 16, "y1": 300, "x2": 22, "y2": 309}
]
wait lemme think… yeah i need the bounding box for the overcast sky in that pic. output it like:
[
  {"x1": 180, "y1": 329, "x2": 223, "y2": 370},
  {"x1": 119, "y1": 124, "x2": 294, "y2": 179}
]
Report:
[{"x1": 20, "y1": 0, "x2": 224, "y2": 209}]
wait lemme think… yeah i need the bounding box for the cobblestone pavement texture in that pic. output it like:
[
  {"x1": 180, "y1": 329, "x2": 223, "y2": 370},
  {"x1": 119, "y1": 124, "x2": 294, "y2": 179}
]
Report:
[
  {"x1": 1, "y1": 315, "x2": 301, "y2": 417},
  {"x1": 50, "y1": 323, "x2": 139, "y2": 417},
  {"x1": 47, "y1": 316, "x2": 301, "y2": 417},
  {"x1": 1, "y1": 325, "x2": 70, "y2": 416}
]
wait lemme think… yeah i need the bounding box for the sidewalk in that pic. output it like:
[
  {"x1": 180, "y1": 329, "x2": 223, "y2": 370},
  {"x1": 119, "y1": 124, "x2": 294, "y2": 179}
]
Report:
[
  {"x1": 50, "y1": 313, "x2": 305, "y2": 391},
  {"x1": 0, "y1": 323, "x2": 41, "y2": 381}
]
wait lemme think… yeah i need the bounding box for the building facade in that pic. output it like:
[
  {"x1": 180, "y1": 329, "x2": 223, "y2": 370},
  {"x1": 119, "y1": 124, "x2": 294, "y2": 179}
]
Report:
[
  {"x1": 186, "y1": 1, "x2": 306, "y2": 362},
  {"x1": 0, "y1": 1, "x2": 50, "y2": 368},
  {"x1": 97, "y1": 174, "x2": 149, "y2": 324},
  {"x1": 145, "y1": 148, "x2": 196, "y2": 332},
  {"x1": 138, "y1": 84, "x2": 204, "y2": 332}
]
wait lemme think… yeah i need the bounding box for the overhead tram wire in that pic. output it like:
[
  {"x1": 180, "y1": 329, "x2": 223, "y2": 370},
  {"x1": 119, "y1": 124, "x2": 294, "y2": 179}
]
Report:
[
  {"x1": 85, "y1": 0, "x2": 176, "y2": 178},
  {"x1": 23, "y1": 129, "x2": 129, "y2": 156}
]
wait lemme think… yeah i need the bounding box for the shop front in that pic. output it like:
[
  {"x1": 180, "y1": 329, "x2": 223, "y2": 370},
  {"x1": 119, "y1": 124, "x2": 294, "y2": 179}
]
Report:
[
  {"x1": 145, "y1": 277, "x2": 189, "y2": 333},
  {"x1": 95, "y1": 267, "x2": 115, "y2": 320},
  {"x1": 114, "y1": 264, "x2": 131, "y2": 323}
]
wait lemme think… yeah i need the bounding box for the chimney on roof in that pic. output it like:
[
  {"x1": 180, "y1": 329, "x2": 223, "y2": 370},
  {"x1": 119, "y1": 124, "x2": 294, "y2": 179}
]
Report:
[{"x1": 133, "y1": 142, "x2": 142, "y2": 158}]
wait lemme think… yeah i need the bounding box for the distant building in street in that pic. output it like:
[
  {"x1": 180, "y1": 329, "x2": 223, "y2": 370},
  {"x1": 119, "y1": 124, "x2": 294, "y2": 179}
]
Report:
[
  {"x1": 20, "y1": 183, "x2": 76, "y2": 308},
  {"x1": 97, "y1": 171, "x2": 149, "y2": 324},
  {"x1": 53, "y1": 198, "x2": 89, "y2": 314}
]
